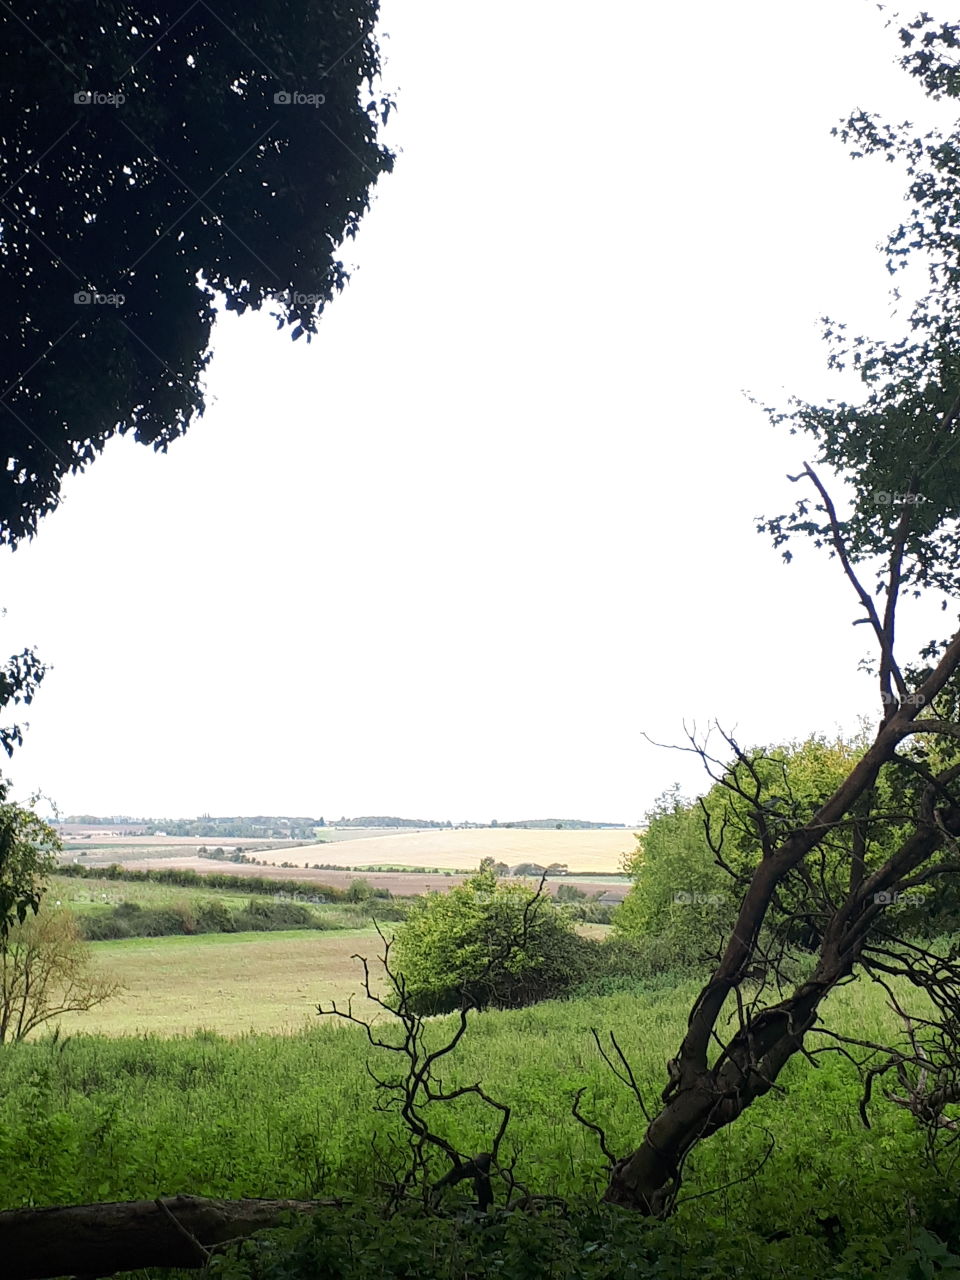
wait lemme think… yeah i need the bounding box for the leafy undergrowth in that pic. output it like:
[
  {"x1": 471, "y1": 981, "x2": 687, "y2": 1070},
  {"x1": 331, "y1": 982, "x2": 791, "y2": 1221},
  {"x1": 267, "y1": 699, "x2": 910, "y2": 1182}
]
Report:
[
  {"x1": 2, "y1": 974, "x2": 957, "y2": 1263},
  {"x1": 142, "y1": 1202, "x2": 960, "y2": 1280}
]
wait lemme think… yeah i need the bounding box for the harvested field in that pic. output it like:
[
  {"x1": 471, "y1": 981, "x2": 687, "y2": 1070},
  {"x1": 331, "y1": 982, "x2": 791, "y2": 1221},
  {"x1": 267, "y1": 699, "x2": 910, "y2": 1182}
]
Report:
[
  {"x1": 273, "y1": 826, "x2": 634, "y2": 871},
  {"x1": 69, "y1": 826, "x2": 637, "y2": 872}
]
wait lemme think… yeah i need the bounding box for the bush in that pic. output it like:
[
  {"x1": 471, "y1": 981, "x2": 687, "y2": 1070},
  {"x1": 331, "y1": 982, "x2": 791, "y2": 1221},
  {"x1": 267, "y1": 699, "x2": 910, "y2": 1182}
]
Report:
[
  {"x1": 345, "y1": 877, "x2": 373, "y2": 903},
  {"x1": 392, "y1": 870, "x2": 599, "y2": 1015},
  {"x1": 195, "y1": 899, "x2": 236, "y2": 933},
  {"x1": 137, "y1": 907, "x2": 193, "y2": 937},
  {"x1": 234, "y1": 899, "x2": 318, "y2": 931},
  {"x1": 79, "y1": 913, "x2": 134, "y2": 941}
]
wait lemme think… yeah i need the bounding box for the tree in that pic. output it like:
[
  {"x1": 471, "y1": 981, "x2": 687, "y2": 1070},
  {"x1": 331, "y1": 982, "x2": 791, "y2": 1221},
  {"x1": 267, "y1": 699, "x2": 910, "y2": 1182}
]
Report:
[
  {"x1": 0, "y1": 908, "x2": 120, "y2": 1042},
  {"x1": 0, "y1": 1, "x2": 394, "y2": 546},
  {"x1": 597, "y1": 15, "x2": 960, "y2": 1213},
  {"x1": 0, "y1": 792, "x2": 59, "y2": 940},
  {"x1": 614, "y1": 733, "x2": 889, "y2": 962},
  {"x1": 392, "y1": 869, "x2": 597, "y2": 1014},
  {"x1": 0, "y1": 638, "x2": 50, "y2": 938},
  {"x1": 346, "y1": 876, "x2": 373, "y2": 902}
]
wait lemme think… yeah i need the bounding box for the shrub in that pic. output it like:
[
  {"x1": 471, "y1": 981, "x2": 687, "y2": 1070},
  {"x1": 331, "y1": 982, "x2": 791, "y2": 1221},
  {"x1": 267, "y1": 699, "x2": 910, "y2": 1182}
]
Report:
[
  {"x1": 195, "y1": 899, "x2": 236, "y2": 933},
  {"x1": 234, "y1": 899, "x2": 317, "y2": 931},
  {"x1": 345, "y1": 877, "x2": 374, "y2": 903},
  {"x1": 392, "y1": 870, "x2": 600, "y2": 1015},
  {"x1": 78, "y1": 913, "x2": 134, "y2": 941}
]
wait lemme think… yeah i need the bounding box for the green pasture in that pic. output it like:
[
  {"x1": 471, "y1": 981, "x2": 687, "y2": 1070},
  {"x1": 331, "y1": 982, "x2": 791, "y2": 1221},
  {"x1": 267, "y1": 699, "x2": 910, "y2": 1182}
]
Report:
[{"x1": 0, "y1": 965, "x2": 949, "y2": 1266}]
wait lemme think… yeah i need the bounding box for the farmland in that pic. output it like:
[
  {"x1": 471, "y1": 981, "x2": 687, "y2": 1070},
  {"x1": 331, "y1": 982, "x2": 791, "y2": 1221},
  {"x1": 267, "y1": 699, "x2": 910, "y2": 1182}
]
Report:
[
  {"x1": 50, "y1": 928, "x2": 389, "y2": 1037},
  {"x1": 69, "y1": 826, "x2": 638, "y2": 875}
]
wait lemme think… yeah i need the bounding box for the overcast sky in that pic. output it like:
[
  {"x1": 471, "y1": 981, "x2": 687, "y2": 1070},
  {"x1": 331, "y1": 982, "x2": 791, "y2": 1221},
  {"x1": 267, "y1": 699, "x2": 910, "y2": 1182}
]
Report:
[{"x1": 2, "y1": 0, "x2": 957, "y2": 825}]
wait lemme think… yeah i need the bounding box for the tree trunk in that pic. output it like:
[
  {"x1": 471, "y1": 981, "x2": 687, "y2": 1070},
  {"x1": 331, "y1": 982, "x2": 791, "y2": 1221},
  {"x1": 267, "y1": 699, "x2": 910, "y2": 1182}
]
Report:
[
  {"x1": 0, "y1": 1193, "x2": 343, "y2": 1280},
  {"x1": 603, "y1": 649, "x2": 960, "y2": 1214}
]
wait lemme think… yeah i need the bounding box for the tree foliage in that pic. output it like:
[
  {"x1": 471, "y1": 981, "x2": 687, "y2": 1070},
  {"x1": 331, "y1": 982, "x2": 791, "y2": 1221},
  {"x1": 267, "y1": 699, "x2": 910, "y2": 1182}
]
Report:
[
  {"x1": 0, "y1": 908, "x2": 120, "y2": 1043},
  {"x1": 392, "y1": 870, "x2": 598, "y2": 1015},
  {"x1": 595, "y1": 15, "x2": 960, "y2": 1215},
  {"x1": 0, "y1": 793, "x2": 59, "y2": 940},
  {"x1": 614, "y1": 733, "x2": 917, "y2": 961},
  {"x1": 0, "y1": 0, "x2": 394, "y2": 545}
]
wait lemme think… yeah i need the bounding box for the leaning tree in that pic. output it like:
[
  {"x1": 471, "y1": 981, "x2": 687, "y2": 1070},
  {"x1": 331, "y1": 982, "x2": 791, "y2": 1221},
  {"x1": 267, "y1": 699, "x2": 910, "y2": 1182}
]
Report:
[{"x1": 600, "y1": 12, "x2": 960, "y2": 1213}]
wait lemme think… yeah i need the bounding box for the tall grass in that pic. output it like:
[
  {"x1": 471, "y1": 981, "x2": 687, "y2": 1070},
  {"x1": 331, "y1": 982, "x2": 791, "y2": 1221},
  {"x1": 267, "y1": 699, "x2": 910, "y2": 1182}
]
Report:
[{"x1": 0, "y1": 971, "x2": 951, "y2": 1248}]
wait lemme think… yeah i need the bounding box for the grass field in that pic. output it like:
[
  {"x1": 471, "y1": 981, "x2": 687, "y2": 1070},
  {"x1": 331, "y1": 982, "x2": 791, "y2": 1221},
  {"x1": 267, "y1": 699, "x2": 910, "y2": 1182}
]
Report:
[
  {"x1": 1, "y1": 968, "x2": 944, "y2": 1265},
  {"x1": 53, "y1": 922, "x2": 612, "y2": 1037},
  {"x1": 54, "y1": 928, "x2": 389, "y2": 1037},
  {"x1": 49, "y1": 873, "x2": 259, "y2": 911}
]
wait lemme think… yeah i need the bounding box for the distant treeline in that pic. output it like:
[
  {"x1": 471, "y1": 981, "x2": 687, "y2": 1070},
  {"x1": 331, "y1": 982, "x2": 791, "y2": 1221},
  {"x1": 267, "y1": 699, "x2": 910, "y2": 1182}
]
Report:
[
  {"x1": 63, "y1": 813, "x2": 631, "y2": 833},
  {"x1": 497, "y1": 819, "x2": 628, "y2": 829},
  {"x1": 54, "y1": 863, "x2": 392, "y2": 901},
  {"x1": 335, "y1": 816, "x2": 454, "y2": 828},
  {"x1": 64, "y1": 815, "x2": 326, "y2": 839}
]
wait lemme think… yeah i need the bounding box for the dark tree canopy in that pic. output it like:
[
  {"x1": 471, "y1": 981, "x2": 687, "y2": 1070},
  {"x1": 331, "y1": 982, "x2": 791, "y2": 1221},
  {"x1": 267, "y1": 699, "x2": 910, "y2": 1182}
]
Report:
[{"x1": 0, "y1": 1, "x2": 394, "y2": 546}]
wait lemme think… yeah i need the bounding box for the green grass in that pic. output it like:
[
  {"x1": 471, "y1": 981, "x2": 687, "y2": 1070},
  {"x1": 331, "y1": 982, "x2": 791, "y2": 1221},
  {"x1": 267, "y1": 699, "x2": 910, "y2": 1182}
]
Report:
[
  {"x1": 51, "y1": 927, "x2": 391, "y2": 1037},
  {"x1": 49, "y1": 873, "x2": 255, "y2": 913},
  {"x1": 0, "y1": 964, "x2": 953, "y2": 1260}
]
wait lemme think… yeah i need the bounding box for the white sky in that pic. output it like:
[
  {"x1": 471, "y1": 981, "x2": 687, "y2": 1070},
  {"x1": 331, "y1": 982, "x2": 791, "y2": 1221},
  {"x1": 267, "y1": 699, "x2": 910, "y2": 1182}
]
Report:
[{"x1": 2, "y1": 0, "x2": 957, "y2": 825}]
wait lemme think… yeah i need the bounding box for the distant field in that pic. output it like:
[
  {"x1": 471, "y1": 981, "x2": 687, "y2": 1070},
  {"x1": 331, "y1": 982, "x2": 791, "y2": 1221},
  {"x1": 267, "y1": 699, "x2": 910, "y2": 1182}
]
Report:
[
  {"x1": 67, "y1": 835, "x2": 326, "y2": 859},
  {"x1": 272, "y1": 827, "x2": 636, "y2": 872},
  {"x1": 68, "y1": 827, "x2": 637, "y2": 872},
  {"x1": 53, "y1": 928, "x2": 389, "y2": 1038}
]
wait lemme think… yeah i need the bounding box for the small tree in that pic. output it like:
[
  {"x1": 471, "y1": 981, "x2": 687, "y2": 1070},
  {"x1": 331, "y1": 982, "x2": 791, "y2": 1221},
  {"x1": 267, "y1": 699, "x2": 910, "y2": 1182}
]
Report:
[
  {"x1": 0, "y1": 909, "x2": 121, "y2": 1042},
  {"x1": 346, "y1": 877, "x2": 374, "y2": 903},
  {"x1": 392, "y1": 869, "x2": 597, "y2": 1014},
  {"x1": 0, "y1": 794, "x2": 59, "y2": 939}
]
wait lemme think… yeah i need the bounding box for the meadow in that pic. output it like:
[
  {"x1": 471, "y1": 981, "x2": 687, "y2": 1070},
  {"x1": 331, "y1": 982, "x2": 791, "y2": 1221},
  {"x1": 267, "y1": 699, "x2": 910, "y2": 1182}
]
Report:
[
  {"x1": 0, "y1": 970, "x2": 947, "y2": 1275},
  {"x1": 51, "y1": 927, "x2": 389, "y2": 1037},
  {"x1": 50, "y1": 920, "x2": 613, "y2": 1037}
]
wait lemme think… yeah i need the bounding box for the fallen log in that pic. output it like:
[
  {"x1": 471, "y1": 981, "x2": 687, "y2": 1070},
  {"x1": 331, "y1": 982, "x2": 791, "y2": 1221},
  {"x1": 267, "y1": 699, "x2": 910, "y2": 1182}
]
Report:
[{"x1": 2, "y1": 1193, "x2": 345, "y2": 1280}]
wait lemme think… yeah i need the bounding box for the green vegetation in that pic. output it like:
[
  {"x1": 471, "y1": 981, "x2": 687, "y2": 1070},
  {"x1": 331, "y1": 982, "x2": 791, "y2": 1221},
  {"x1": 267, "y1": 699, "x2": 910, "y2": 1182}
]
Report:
[
  {"x1": 0, "y1": 909, "x2": 119, "y2": 1043},
  {"x1": 0, "y1": 791, "x2": 59, "y2": 938},
  {"x1": 49, "y1": 872, "x2": 408, "y2": 942},
  {"x1": 0, "y1": 973, "x2": 956, "y2": 1279},
  {"x1": 391, "y1": 870, "x2": 601, "y2": 1014},
  {"x1": 55, "y1": 863, "x2": 391, "y2": 902},
  {"x1": 44, "y1": 928, "x2": 388, "y2": 1037}
]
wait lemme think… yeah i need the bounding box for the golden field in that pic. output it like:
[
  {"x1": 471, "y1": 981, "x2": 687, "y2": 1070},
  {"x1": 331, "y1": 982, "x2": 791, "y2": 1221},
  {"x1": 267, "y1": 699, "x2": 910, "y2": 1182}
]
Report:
[{"x1": 307, "y1": 826, "x2": 637, "y2": 873}]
